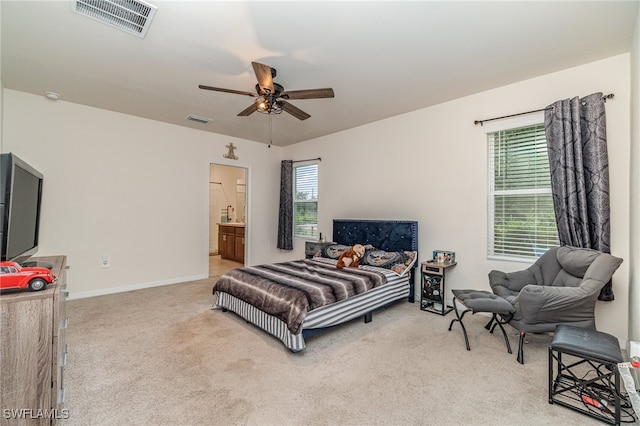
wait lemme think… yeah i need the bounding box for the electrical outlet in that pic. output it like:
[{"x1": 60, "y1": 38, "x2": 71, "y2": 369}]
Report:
[{"x1": 101, "y1": 255, "x2": 110, "y2": 268}]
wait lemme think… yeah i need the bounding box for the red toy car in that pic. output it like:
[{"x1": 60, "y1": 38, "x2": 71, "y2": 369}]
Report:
[{"x1": 0, "y1": 261, "x2": 56, "y2": 292}]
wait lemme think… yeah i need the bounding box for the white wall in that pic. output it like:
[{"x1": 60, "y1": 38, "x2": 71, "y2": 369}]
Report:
[
  {"x1": 2, "y1": 53, "x2": 633, "y2": 342},
  {"x1": 629, "y1": 7, "x2": 640, "y2": 347},
  {"x1": 2, "y1": 90, "x2": 282, "y2": 297},
  {"x1": 284, "y1": 54, "x2": 632, "y2": 341}
]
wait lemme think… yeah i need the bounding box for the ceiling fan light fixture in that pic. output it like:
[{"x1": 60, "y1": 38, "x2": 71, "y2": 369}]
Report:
[
  {"x1": 256, "y1": 98, "x2": 269, "y2": 111},
  {"x1": 255, "y1": 97, "x2": 282, "y2": 115},
  {"x1": 199, "y1": 61, "x2": 332, "y2": 121}
]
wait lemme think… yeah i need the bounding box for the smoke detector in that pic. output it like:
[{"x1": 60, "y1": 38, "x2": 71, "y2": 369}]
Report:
[
  {"x1": 71, "y1": 0, "x2": 157, "y2": 38},
  {"x1": 44, "y1": 92, "x2": 60, "y2": 100}
]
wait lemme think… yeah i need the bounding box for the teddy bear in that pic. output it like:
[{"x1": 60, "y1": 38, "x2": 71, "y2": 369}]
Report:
[{"x1": 336, "y1": 244, "x2": 365, "y2": 269}]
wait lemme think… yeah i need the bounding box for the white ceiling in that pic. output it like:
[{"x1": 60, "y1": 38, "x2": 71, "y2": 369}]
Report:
[{"x1": 2, "y1": 1, "x2": 638, "y2": 146}]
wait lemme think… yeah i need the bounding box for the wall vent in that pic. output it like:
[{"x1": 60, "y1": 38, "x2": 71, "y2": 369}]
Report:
[
  {"x1": 186, "y1": 115, "x2": 213, "y2": 124},
  {"x1": 71, "y1": 0, "x2": 157, "y2": 38}
]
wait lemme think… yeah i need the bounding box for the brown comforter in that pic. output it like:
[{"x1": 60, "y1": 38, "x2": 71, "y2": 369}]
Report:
[{"x1": 213, "y1": 259, "x2": 387, "y2": 334}]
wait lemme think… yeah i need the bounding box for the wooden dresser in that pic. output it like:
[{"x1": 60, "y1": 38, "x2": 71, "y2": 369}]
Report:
[{"x1": 0, "y1": 255, "x2": 68, "y2": 425}]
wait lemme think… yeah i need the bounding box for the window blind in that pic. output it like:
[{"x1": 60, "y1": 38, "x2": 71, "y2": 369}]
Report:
[
  {"x1": 488, "y1": 123, "x2": 559, "y2": 259},
  {"x1": 293, "y1": 164, "x2": 319, "y2": 238}
]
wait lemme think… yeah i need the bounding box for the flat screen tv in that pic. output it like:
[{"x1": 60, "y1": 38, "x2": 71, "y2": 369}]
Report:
[{"x1": 0, "y1": 152, "x2": 44, "y2": 265}]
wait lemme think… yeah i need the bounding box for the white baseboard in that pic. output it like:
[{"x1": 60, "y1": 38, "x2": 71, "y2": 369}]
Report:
[{"x1": 67, "y1": 274, "x2": 208, "y2": 300}]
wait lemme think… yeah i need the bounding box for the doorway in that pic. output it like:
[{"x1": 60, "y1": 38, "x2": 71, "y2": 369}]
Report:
[{"x1": 209, "y1": 163, "x2": 247, "y2": 277}]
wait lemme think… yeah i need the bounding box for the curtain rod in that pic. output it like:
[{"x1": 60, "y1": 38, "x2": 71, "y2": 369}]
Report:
[
  {"x1": 289, "y1": 157, "x2": 321, "y2": 164},
  {"x1": 474, "y1": 93, "x2": 614, "y2": 126}
]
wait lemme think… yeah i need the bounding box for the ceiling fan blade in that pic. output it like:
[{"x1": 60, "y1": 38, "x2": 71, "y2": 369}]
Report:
[
  {"x1": 252, "y1": 62, "x2": 275, "y2": 94},
  {"x1": 281, "y1": 88, "x2": 335, "y2": 100},
  {"x1": 199, "y1": 85, "x2": 258, "y2": 97},
  {"x1": 280, "y1": 101, "x2": 311, "y2": 120},
  {"x1": 238, "y1": 103, "x2": 258, "y2": 117}
]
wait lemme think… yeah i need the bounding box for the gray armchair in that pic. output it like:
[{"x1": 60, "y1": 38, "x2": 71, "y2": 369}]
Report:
[{"x1": 488, "y1": 246, "x2": 623, "y2": 363}]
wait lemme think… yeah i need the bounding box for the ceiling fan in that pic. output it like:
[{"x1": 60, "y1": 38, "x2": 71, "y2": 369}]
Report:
[{"x1": 199, "y1": 61, "x2": 334, "y2": 121}]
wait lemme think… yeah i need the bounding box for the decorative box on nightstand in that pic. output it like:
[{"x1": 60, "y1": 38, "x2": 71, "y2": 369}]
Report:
[
  {"x1": 420, "y1": 260, "x2": 457, "y2": 315},
  {"x1": 305, "y1": 241, "x2": 335, "y2": 258}
]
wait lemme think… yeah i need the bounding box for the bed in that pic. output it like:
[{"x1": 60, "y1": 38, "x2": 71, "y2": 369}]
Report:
[{"x1": 212, "y1": 219, "x2": 419, "y2": 351}]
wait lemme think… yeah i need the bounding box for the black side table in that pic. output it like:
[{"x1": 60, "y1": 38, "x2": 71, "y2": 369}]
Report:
[{"x1": 420, "y1": 261, "x2": 457, "y2": 315}]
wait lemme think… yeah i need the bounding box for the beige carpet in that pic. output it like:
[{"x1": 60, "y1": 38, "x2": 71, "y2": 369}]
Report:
[{"x1": 60, "y1": 276, "x2": 608, "y2": 426}]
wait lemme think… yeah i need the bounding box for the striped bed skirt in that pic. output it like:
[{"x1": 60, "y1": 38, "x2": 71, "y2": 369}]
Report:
[{"x1": 214, "y1": 269, "x2": 410, "y2": 352}]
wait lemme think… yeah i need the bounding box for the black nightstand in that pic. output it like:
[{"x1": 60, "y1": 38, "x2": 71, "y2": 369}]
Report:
[
  {"x1": 420, "y1": 261, "x2": 457, "y2": 315},
  {"x1": 305, "y1": 241, "x2": 335, "y2": 258}
]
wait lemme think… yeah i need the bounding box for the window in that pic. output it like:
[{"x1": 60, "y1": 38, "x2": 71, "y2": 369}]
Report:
[
  {"x1": 293, "y1": 163, "x2": 318, "y2": 239},
  {"x1": 488, "y1": 122, "x2": 559, "y2": 260}
]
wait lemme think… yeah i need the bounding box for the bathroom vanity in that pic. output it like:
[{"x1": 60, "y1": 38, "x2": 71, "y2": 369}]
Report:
[{"x1": 218, "y1": 223, "x2": 245, "y2": 263}]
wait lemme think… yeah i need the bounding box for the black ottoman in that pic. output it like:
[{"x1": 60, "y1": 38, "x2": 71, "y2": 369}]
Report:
[
  {"x1": 448, "y1": 289, "x2": 516, "y2": 353},
  {"x1": 549, "y1": 324, "x2": 624, "y2": 425}
]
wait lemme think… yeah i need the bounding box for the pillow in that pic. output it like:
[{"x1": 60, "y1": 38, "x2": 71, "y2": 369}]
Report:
[
  {"x1": 316, "y1": 243, "x2": 375, "y2": 259},
  {"x1": 317, "y1": 244, "x2": 351, "y2": 259},
  {"x1": 556, "y1": 246, "x2": 601, "y2": 278},
  {"x1": 360, "y1": 248, "x2": 417, "y2": 277},
  {"x1": 583, "y1": 253, "x2": 623, "y2": 283}
]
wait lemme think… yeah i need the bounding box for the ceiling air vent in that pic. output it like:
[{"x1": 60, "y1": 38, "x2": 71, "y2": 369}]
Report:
[
  {"x1": 72, "y1": 0, "x2": 157, "y2": 38},
  {"x1": 186, "y1": 115, "x2": 213, "y2": 124}
]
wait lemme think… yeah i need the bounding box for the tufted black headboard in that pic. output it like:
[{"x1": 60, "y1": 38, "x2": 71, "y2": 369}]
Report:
[
  {"x1": 332, "y1": 219, "x2": 419, "y2": 301},
  {"x1": 332, "y1": 219, "x2": 418, "y2": 253}
]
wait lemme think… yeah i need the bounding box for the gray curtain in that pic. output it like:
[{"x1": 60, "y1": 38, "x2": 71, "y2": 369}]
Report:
[
  {"x1": 277, "y1": 160, "x2": 293, "y2": 250},
  {"x1": 544, "y1": 92, "x2": 613, "y2": 300}
]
